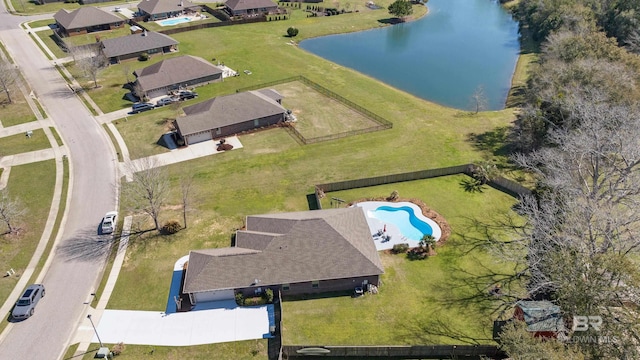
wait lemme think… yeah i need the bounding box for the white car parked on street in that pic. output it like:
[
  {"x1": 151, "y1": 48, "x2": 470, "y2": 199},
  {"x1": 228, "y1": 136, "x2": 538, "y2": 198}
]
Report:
[{"x1": 101, "y1": 211, "x2": 118, "y2": 234}]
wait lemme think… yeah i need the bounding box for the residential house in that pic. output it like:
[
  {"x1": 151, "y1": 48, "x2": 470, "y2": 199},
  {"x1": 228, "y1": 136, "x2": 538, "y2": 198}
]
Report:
[
  {"x1": 224, "y1": 0, "x2": 278, "y2": 17},
  {"x1": 182, "y1": 207, "x2": 384, "y2": 304},
  {"x1": 54, "y1": 7, "x2": 125, "y2": 37},
  {"x1": 513, "y1": 300, "x2": 565, "y2": 338},
  {"x1": 138, "y1": 0, "x2": 201, "y2": 21},
  {"x1": 100, "y1": 31, "x2": 178, "y2": 63},
  {"x1": 173, "y1": 89, "x2": 286, "y2": 145},
  {"x1": 133, "y1": 55, "x2": 223, "y2": 99}
]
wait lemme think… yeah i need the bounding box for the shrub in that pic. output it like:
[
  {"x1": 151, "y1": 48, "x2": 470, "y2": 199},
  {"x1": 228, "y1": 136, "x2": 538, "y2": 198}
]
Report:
[
  {"x1": 264, "y1": 288, "x2": 274, "y2": 303},
  {"x1": 392, "y1": 243, "x2": 409, "y2": 254},
  {"x1": 217, "y1": 143, "x2": 233, "y2": 151},
  {"x1": 138, "y1": 52, "x2": 149, "y2": 61},
  {"x1": 162, "y1": 220, "x2": 181, "y2": 234},
  {"x1": 386, "y1": 190, "x2": 399, "y2": 201},
  {"x1": 287, "y1": 27, "x2": 299, "y2": 37},
  {"x1": 235, "y1": 292, "x2": 244, "y2": 306}
]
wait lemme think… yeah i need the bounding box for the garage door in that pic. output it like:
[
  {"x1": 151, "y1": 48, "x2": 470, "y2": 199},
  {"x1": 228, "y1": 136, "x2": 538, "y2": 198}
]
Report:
[
  {"x1": 186, "y1": 131, "x2": 211, "y2": 145},
  {"x1": 194, "y1": 289, "x2": 235, "y2": 303}
]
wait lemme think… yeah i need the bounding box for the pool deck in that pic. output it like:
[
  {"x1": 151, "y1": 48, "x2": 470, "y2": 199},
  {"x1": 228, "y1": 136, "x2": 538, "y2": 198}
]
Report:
[{"x1": 355, "y1": 201, "x2": 442, "y2": 251}]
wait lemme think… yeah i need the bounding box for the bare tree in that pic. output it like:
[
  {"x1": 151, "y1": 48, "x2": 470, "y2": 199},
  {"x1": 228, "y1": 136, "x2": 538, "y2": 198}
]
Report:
[
  {"x1": 470, "y1": 85, "x2": 488, "y2": 114},
  {"x1": 492, "y1": 91, "x2": 640, "y2": 358},
  {"x1": 0, "y1": 190, "x2": 27, "y2": 235},
  {"x1": 0, "y1": 60, "x2": 17, "y2": 104},
  {"x1": 70, "y1": 46, "x2": 108, "y2": 88},
  {"x1": 180, "y1": 175, "x2": 194, "y2": 229},
  {"x1": 123, "y1": 158, "x2": 170, "y2": 232}
]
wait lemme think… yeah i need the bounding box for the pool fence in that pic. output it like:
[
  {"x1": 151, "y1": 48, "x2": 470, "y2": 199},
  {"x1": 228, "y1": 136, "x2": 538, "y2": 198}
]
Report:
[{"x1": 312, "y1": 164, "x2": 532, "y2": 210}]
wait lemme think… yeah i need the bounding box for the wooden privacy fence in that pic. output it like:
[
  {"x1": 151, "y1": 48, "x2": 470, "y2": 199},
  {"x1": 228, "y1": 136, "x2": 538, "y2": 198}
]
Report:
[
  {"x1": 237, "y1": 75, "x2": 393, "y2": 144},
  {"x1": 313, "y1": 164, "x2": 532, "y2": 210},
  {"x1": 281, "y1": 344, "x2": 506, "y2": 359}
]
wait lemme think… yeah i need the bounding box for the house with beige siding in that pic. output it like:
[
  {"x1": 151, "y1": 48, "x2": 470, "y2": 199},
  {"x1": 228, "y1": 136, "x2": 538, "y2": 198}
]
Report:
[
  {"x1": 54, "y1": 7, "x2": 125, "y2": 37},
  {"x1": 173, "y1": 89, "x2": 286, "y2": 145},
  {"x1": 182, "y1": 207, "x2": 384, "y2": 304}
]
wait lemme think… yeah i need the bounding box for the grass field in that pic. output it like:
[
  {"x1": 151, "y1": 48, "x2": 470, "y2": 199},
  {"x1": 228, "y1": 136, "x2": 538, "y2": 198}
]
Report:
[
  {"x1": 34, "y1": 29, "x2": 68, "y2": 59},
  {"x1": 80, "y1": 339, "x2": 269, "y2": 360},
  {"x1": 282, "y1": 175, "x2": 519, "y2": 345},
  {"x1": 10, "y1": 0, "x2": 125, "y2": 15},
  {"x1": 0, "y1": 129, "x2": 51, "y2": 156},
  {"x1": 0, "y1": 41, "x2": 38, "y2": 126},
  {"x1": 63, "y1": 25, "x2": 133, "y2": 47},
  {"x1": 273, "y1": 81, "x2": 382, "y2": 139},
  {"x1": 0, "y1": 161, "x2": 56, "y2": 316}
]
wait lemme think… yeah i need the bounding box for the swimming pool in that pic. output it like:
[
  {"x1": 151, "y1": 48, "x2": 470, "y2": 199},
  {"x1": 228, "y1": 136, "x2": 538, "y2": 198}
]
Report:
[
  {"x1": 159, "y1": 17, "x2": 191, "y2": 26},
  {"x1": 355, "y1": 201, "x2": 442, "y2": 251},
  {"x1": 374, "y1": 205, "x2": 433, "y2": 240}
]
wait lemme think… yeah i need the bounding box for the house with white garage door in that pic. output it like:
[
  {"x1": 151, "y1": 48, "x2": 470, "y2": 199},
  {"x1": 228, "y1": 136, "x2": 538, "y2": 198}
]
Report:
[
  {"x1": 181, "y1": 207, "x2": 384, "y2": 305},
  {"x1": 173, "y1": 89, "x2": 287, "y2": 145}
]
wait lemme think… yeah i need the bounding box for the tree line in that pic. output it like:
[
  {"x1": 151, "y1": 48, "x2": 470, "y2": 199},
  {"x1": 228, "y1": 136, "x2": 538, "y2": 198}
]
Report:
[{"x1": 487, "y1": 1, "x2": 640, "y2": 358}]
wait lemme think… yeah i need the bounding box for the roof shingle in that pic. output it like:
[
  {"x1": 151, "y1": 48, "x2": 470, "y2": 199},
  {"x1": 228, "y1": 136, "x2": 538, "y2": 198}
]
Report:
[
  {"x1": 134, "y1": 55, "x2": 222, "y2": 92},
  {"x1": 175, "y1": 89, "x2": 285, "y2": 136},
  {"x1": 101, "y1": 31, "x2": 178, "y2": 58},
  {"x1": 54, "y1": 7, "x2": 123, "y2": 30},
  {"x1": 183, "y1": 208, "x2": 384, "y2": 293}
]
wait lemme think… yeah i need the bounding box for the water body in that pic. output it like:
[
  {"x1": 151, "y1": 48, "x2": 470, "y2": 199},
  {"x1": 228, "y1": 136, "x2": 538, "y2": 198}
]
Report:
[
  {"x1": 373, "y1": 205, "x2": 434, "y2": 240},
  {"x1": 300, "y1": 0, "x2": 520, "y2": 110}
]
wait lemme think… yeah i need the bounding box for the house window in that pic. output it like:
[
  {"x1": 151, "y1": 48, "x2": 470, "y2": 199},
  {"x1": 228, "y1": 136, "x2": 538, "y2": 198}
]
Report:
[
  {"x1": 254, "y1": 119, "x2": 259, "y2": 127},
  {"x1": 282, "y1": 283, "x2": 290, "y2": 291},
  {"x1": 216, "y1": 128, "x2": 221, "y2": 135},
  {"x1": 312, "y1": 281, "x2": 319, "y2": 288}
]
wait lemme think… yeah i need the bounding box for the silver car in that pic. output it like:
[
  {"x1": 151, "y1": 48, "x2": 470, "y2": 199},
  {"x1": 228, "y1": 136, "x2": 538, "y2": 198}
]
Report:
[
  {"x1": 12, "y1": 284, "x2": 45, "y2": 320},
  {"x1": 101, "y1": 211, "x2": 118, "y2": 234}
]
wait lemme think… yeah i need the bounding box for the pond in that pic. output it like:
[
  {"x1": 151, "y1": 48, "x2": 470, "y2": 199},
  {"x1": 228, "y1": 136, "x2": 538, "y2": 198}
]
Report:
[{"x1": 299, "y1": 0, "x2": 520, "y2": 110}]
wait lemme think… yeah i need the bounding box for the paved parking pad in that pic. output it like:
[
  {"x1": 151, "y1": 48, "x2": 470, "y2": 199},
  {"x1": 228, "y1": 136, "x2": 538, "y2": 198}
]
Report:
[{"x1": 95, "y1": 300, "x2": 272, "y2": 346}]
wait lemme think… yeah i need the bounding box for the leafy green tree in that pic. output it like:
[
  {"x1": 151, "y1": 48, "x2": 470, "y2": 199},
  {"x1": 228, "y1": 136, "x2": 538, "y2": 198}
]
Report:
[
  {"x1": 287, "y1": 27, "x2": 299, "y2": 37},
  {"x1": 388, "y1": 0, "x2": 413, "y2": 21}
]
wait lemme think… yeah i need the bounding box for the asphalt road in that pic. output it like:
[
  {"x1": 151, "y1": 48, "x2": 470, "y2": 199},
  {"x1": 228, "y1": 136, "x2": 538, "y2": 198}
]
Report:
[{"x1": 0, "y1": 4, "x2": 119, "y2": 360}]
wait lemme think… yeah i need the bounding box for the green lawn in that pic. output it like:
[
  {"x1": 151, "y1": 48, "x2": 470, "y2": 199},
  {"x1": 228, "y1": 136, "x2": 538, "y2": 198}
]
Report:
[
  {"x1": 26, "y1": 18, "x2": 55, "y2": 29},
  {"x1": 283, "y1": 175, "x2": 519, "y2": 345},
  {"x1": 0, "y1": 41, "x2": 38, "y2": 126},
  {"x1": 80, "y1": 339, "x2": 268, "y2": 360},
  {"x1": 34, "y1": 29, "x2": 68, "y2": 59},
  {"x1": 0, "y1": 160, "x2": 56, "y2": 317},
  {"x1": 0, "y1": 129, "x2": 51, "y2": 156},
  {"x1": 63, "y1": 25, "x2": 133, "y2": 47},
  {"x1": 10, "y1": 0, "x2": 126, "y2": 15},
  {"x1": 69, "y1": 4, "x2": 427, "y2": 114}
]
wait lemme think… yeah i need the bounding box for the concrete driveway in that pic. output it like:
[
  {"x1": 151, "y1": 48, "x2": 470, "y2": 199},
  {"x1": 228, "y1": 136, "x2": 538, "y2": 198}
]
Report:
[{"x1": 93, "y1": 300, "x2": 273, "y2": 346}]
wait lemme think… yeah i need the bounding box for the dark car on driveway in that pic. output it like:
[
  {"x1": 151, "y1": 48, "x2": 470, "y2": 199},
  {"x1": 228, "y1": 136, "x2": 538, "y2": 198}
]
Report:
[
  {"x1": 12, "y1": 284, "x2": 45, "y2": 320},
  {"x1": 131, "y1": 102, "x2": 155, "y2": 114},
  {"x1": 178, "y1": 91, "x2": 198, "y2": 101}
]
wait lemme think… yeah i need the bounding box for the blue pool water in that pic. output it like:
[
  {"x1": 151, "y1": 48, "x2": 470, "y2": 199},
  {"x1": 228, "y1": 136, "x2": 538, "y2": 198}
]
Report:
[
  {"x1": 373, "y1": 206, "x2": 433, "y2": 240},
  {"x1": 159, "y1": 17, "x2": 191, "y2": 26}
]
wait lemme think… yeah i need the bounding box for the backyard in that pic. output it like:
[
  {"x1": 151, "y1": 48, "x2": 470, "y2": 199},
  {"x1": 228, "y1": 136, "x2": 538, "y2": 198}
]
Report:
[{"x1": 7, "y1": 0, "x2": 531, "y2": 358}]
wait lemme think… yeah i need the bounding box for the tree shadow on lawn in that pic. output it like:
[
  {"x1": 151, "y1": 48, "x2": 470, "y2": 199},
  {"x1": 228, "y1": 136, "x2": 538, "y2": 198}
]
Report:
[
  {"x1": 378, "y1": 18, "x2": 405, "y2": 25},
  {"x1": 408, "y1": 218, "x2": 525, "y2": 344},
  {"x1": 467, "y1": 126, "x2": 513, "y2": 158}
]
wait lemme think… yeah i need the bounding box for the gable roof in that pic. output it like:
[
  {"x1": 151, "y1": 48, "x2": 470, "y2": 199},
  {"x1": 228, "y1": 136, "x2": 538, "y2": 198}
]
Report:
[
  {"x1": 138, "y1": 0, "x2": 199, "y2": 15},
  {"x1": 101, "y1": 32, "x2": 178, "y2": 58},
  {"x1": 134, "y1": 55, "x2": 222, "y2": 92},
  {"x1": 516, "y1": 301, "x2": 565, "y2": 333},
  {"x1": 175, "y1": 89, "x2": 285, "y2": 135},
  {"x1": 54, "y1": 7, "x2": 123, "y2": 30},
  {"x1": 225, "y1": 0, "x2": 278, "y2": 11},
  {"x1": 183, "y1": 207, "x2": 384, "y2": 293}
]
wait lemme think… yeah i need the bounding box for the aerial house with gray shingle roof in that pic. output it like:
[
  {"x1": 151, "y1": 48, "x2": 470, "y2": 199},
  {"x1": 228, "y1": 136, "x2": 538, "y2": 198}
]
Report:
[
  {"x1": 138, "y1": 0, "x2": 201, "y2": 21},
  {"x1": 173, "y1": 89, "x2": 286, "y2": 145},
  {"x1": 183, "y1": 207, "x2": 384, "y2": 304},
  {"x1": 100, "y1": 31, "x2": 178, "y2": 63},
  {"x1": 225, "y1": 0, "x2": 278, "y2": 16},
  {"x1": 133, "y1": 55, "x2": 222, "y2": 98},
  {"x1": 54, "y1": 7, "x2": 125, "y2": 37}
]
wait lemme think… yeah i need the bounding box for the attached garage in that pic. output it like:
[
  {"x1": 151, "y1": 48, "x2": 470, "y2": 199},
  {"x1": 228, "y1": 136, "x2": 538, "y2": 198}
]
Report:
[
  {"x1": 193, "y1": 289, "x2": 235, "y2": 303},
  {"x1": 185, "y1": 131, "x2": 212, "y2": 145}
]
